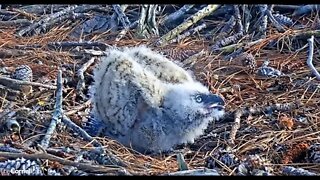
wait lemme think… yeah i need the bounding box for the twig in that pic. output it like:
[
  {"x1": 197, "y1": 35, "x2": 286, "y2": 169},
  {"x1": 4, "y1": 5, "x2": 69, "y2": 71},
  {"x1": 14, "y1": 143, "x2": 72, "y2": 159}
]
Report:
[
  {"x1": 157, "y1": 4, "x2": 220, "y2": 46},
  {"x1": 168, "y1": 23, "x2": 207, "y2": 44},
  {"x1": 211, "y1": 32, "x2": 244, "y2": 51},
  {"x1": 306, "y1": 35, "x2": 320, "y2": 80},
  {"x1": 17, "y1": 5, "x2": 100, "y2": 36},
  {"x1": 48, "y1": 41, "x2": 112, "y2": 50},
  {"x1": 177, "y1": 153, "x2": 188, "y2": 171},
  {"x1": 112, "y1": 5, "x2": 132, "y2": 42},
  {"x1": 0, "y1": 152, "x2": 130, "y2": 174},
  {"x1": 112, "y1": 4, "x2": 130, "y2": 28},
  {"x1": 224, "y1": 101, "x2": 302, "y2": 122},
  {"x1": 266, "y1": 8, "x2": 286, "y2": 32},
  {"x1": 216, "y1": 37, "x2": 264, "y2": 53},
  {"x1": 220, "y1": 15, "x2": 236, "y2": 34},
  {"x1": 0, "y1": 48, "x2": 33, "y2": 58},
  {"x1": 76, "y1": 57, "x2": 96, "y2": 97},
  {"x1": 181, "y1": 50, "x2": 205, "y2": 68},
  {"x1": 109, "y1": 5, "x2": 128, "y2": 32},
  {"x1": 293, "y1": 4, "x2": 320, "y2": 17},
  {"x1": 282, "y1": 166, "x2": 318, "y2": 176},
  {"x1": 273, "y1": 5, "x2": 300, "y2": 10},
  {"x1": 0, "y1": 145, "x2": 22, "y2": 153},
  {"x1": 233, "y1": 5, "x2": 243, "y2": 34},
  {"x1": 242, "y1": 5, "x2": 251, "y2": 34},
  {"x1": 225, "y1": 101, "x2": 302, "y2": 144},
  {"x1": 161, "y1": 4, "x2": 195, "y2": 26},
  {"x1": 40, "y1": 69, "x2": 63, "y2": 149},
  {"x1": 62, "y1": 114, "x2": 101, "y2": 148},
  {"x1": 114, "y1": 20, "x2": 139, "y2": 42},
  {"x1": 62, "y1": 114, "x2": 128, "y2": 167},
  {"x1": 0, "y1": 76, "x2": 57, "y2": 90},
  {"x1": 14, "y1": 41, "x2": 112, "y2": 51},
  {"x1": 256, "y1": 4, "x2": 268, "y2": 38},
  {"x1": 65, "y1": 100, "x2": 91, "y2": 116},
  {"x1": 228, "y1": 110, "x2": 242, "y2": 145},
  {"x1": 8, "y1": 7, "x2": 38, "y2": 20},
  {"x1": 39, "y1": 12, "x2": 88, "y2": 34},
  {"x1": 0, "y1": 19, "x2": 32, "y2": 26},
  {"x1": 165, "y1": 168, "x2": 219, "y2": 176},
  {"x1": 18, "y1": 5, "x2": 69, "y2": 15},
  {"x1": 136, "y1": 5, "x2": 159, "y2": 39},
  {"x1": 17, "y1": 5, "x2": 78, "y2": 36},
  {"x1": 82, "y1": 49, "x2": 109, "y2": 56}
]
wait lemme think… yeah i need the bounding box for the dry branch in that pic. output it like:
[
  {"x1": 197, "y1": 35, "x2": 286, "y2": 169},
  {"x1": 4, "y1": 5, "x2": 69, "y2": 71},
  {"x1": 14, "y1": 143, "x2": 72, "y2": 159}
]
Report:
[
  {"x1": 157, "y1": 4, "x2": 220, "y2": 46},
  {"x1": 0, "y1": 152, "x2": 130, "y2": 174},
  {"x1": 165, "y1": 168, "x2": 219, "y2": 176},
  {"x1": 17, "y1": 5, "x2": 101, "y2": 36},
  {"x1": 306, "y1": 35, "x2": 320, "y2": 80},
  {"x1": 0, "y1": 76, "x2": 57, "y2": 90},
  {"x1": 17, "y1": 5, "x2": 78, "y2": 36},
  {"x1": 282, "y1": 166, "x2": 318, "y2": 176},
  {"x1": 112, "y1": 4, "x2": 131, "y2": 28},
  {"x1": 169, "y1": 23, "x2": 207, "y2": 44},
  {"x1": 76, "y1": 57, "x2": 96, "y2": 97},
  {"x1": 161, "y1": 4, "x2": 195, "y2": 26},
  {"x1": 62, "y1": 115, "x2": 101, "y2": 148},
  {"x1": 109, "y1": 5, "x2": 128, "y2": 32},
  {"x1": 225, "y1": 101, "x2": 302, "y2": 144},
  {"x1": 0, "y1": 19, "x2": 31, "y2": 26},
  {"x1": 40, "y1": 69, "x2": 63, "y2": 149},
  {"x1": 47, "y1": 41, "x2": 112, "y2": 50},
  {"x1": 136, "y1": 5, "x2": 159, "y2": 39}
]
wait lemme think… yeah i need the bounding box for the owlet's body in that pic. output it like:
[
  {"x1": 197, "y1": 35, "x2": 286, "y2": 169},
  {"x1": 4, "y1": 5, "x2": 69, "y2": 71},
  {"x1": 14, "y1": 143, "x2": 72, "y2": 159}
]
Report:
[{"x1": 90, "y1": 46, "x2": 225, "y2": 153}]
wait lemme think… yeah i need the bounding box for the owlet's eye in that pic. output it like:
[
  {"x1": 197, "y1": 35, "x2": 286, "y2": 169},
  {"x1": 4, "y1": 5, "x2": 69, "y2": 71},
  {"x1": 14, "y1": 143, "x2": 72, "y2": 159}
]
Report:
[{"x1": 195, "y1": 95, "x2": 203, "y2": 103}]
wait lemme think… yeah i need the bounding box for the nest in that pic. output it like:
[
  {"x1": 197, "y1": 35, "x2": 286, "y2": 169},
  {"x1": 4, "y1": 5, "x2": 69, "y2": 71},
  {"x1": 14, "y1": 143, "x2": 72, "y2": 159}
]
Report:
[{"x1": 0, "y1": 4, "x2": 319, "y2": 176}]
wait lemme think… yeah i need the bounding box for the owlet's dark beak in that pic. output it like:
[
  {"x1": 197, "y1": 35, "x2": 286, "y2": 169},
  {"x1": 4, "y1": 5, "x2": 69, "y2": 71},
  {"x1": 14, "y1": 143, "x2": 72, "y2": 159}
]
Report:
[{"x1": 203, "y1": 94, "x2": 225, "y2": 110}]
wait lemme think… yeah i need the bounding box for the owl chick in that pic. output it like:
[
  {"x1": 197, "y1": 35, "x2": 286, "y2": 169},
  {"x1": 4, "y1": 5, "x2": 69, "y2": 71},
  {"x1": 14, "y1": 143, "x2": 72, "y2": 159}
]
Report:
[
  {"x1": 123, "y1": 46, "x2": 193, "y2": 83},
  {"x1": 89, "y1": 47, "x2": 225, "y2": 153}
]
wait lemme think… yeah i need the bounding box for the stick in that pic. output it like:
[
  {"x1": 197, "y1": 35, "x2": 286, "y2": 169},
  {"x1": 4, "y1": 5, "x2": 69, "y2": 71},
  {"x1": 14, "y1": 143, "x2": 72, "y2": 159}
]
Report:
[
  {"x1": 233, "y1": 5, "x2": 243, "y2": 34},
  {"x1": 0, "y1": 19, "x2": 32, "y2": 26},
  {"x1": 161, "y1": 4, "x2": 195, "y2": 26},
  {"x1": 62, "y1": 114, "x2": 101, "y2": 148},
  {"x1": 266, "y1": 8, "x2": 286, "y2": 32},
  {"x1": 62, "y1": 114, "x2": 128, "y2": 167},
  {"x1": 109, "y1": 5, "x2": 128, "y2": 32},
  {"x1": 225, "y1": 101, "x2": 302, "y2": 144},
  {"x1": 211, "y1": 32, "x2": 244, "y2": 51},
  {"x1": 257, "y1": 4, "x2": 268, "y2": 37},
  {"x1": 135, "y1": 5, "x2": 159, "y2": 39},
  {"x1": 228, "y1": 110, "x2": 242, "y2": 145},
  {"x1": 157, "y1": 4, "x2": 220, "y2": 45},
  {"x1": 17, "y1": 5, "x2": 101, "y2": 36},
  {"x1": 0, "y1": 145, "x2": 22, "y2": 153},
  {"x1": 39, "y1": 12, "x2": 88, "y2": 33},
  {"x1": 115, "y1": 20, "x2": 138, "y2": 42},
  {"x1": 112, "y1": 4, "x2": 130, "y2": 28},
  {"x1": 306, "y1": 35, "x2": 320, "y2": 80},
  {"x1": 17, "y1": 5, "x2": 78, "y2": 36},
  {"x1": 76, "y1": 57, "x2": 96, "y2": 96},
  {"x1": 165, "y1": 168, "x2": 219, "y2": 176},
  {"x1": 0, "y1": 48, "x2": 33, "y2": 58},
  {"x1": 177, "y1": 153, "x2": 188, "y2": 171},
  {"x1": 40, "y1": 69, "x2": 63, "y2": 149},
  {"x1": 282, "y1": 166, "x2": 318, "y2": 176},
  {"x1": 168, "y1": 22, "x2": 207, "y2": 44},
  {"x1": 0, "y1": 152, "x2": 130, "y2": 174},
  {"x1": 0, "y1": 76, "x2": 57, "y2": 90}
]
